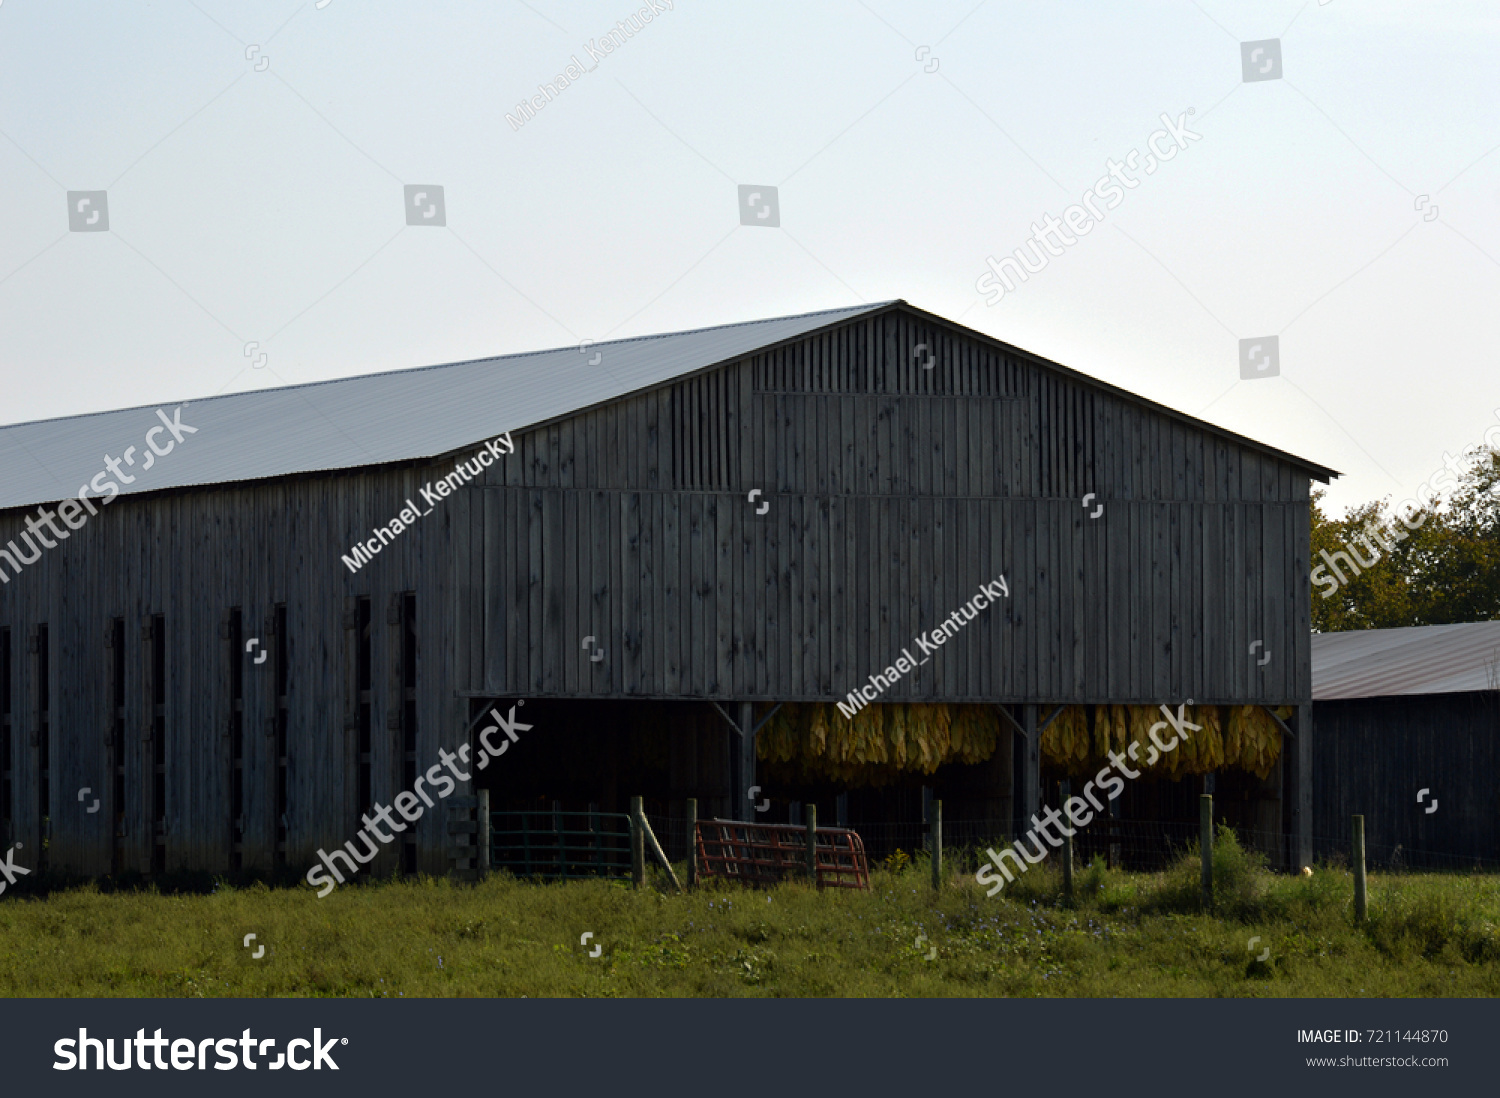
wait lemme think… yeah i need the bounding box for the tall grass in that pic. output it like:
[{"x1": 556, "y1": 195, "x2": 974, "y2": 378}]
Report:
[{"x1": 1, "y1": 828, "x2": 1496, "y2": 997}]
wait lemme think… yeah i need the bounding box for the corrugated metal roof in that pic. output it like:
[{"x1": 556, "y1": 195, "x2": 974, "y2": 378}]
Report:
[
  {"x1": 1312, "y1": 621, "x2": 1500, "y2": 700},
  {"x1": 0, "y1": 301, "x2": 891, "y2": 512}
]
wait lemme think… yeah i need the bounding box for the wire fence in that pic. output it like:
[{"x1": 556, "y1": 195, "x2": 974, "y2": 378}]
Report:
[
  {"x1": 482, "y1": 806, "x2": 1500, "y2": 883},
  {"x1": 1307, "y1": 831, "x2": 1500, "y2": 874},
  {"x1": 657, "y1": 815, "x2": 1500, "y2": 877}
]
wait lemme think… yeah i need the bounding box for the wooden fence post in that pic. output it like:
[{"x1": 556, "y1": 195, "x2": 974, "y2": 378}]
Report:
[
  {"x1": 1352, "y1": 814, "x2": 1367, "y2": 922},
  {"x1": 686, "y1": 797, "x2": 698, "y2": 889},
  {"x1": 1200, "y1": 794, "x2": 1213, "y2": 909},
  {"x1": 477, "y1": 789, "x2": 490, "y2": 880},
  {"x1": 1060, "y1": 780, "x2": 1073, "y2": 901},
  {"x1": 805, "y1": 803, "x2": 817, "y2": 884},
  {"x1": 930, "y1": 799, "x2": 943, "y2": 890},
  {"x1": 630, "y1": 796, "x2": 645, "y2": 889}
]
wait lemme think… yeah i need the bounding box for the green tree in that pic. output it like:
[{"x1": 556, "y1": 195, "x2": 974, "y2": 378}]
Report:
[{"x1": 1310, "y1": 447, "x2": 1500, "y2": 631}]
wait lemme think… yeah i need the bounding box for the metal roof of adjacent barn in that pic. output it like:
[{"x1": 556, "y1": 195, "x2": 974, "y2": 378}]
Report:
[
  {"x1": 1312, "y1": 620, "x2": 1500, "y2": 699},
  {"x1": 0, "y1": 298, "x2": 1338, "y2": 512}
]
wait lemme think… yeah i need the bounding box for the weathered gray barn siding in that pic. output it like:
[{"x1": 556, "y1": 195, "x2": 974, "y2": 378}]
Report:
[
  {"x1": 457, "y1": 309, "x2": 1313, "y2": 708},
  {"x1": 0, "y1": 456, "x2": 476, "y2": 877},
  {"x1": 0, "y1": 301, "x2": 1327, "y2": 878},
  {"x1": 1312, "y1": 691, "x2": 1500, "y2": 864}
]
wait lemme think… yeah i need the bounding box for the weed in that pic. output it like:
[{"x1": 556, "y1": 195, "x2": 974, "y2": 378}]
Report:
[{"x1": 0, "y1": 854, "x2": 1495, "y2": 997}]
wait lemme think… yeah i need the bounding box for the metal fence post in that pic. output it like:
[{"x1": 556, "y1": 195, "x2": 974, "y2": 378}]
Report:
[
  {"x1": 630, "y1": 796, "x2": 645, "y2": 889},
  {"x1": 931, "y1": 799, "x2": 943, "y2": 890},
  {"x1": 1200, "y1": 794, "x2": 1213, "y2": 909},
  {"x1": 805, "y1": 803, "x2": 817, "y2": 884},
  {"x1": 1352, "y1": 814, "x2": 1367, "y2": 922},
  {"x1": 686, "y1": 797, "x2": 698, "y2": 889}
]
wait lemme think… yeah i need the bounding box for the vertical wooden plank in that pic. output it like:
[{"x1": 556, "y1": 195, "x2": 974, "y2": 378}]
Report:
[
  {"x1": 959, "y1": 497, "x2": 979, "y2": 700},
  {"x1": 617, "y1": 489, "x2": 636, "y2": 695},
  {"x1": 791, "y1": 492, "x2": 807, "y2": 698},
  {"x1": 1171, "y1": 499, "x2": 1184, "y2": 698},
  {"x1": 645, "y1": 389, "x2": 663, "y2": 492},
  {"x1": 801, "y1": 490, "x2": 817, "y2": 697},
  {"x1": 741, "y1": 383, "x2": 759, "y2": 698},
  {"x1": 1203, "y1": 500, "x2": 1224, "y2": 703},
  {"x1": 561, "y1": 415, "x2": 575, "y2": 492},
  {"x1": 1188, "y1": 497, "x2": 1204, "y2": 699},
  {"x1": 855, "y1": 495, "x2": 871, "y2": 692},
  {"x1": 729, "y1": 367, "x2": 750, "y2": 698},
  {"x1": 506, "y1": 486, "x2": 522, "y2": 693},
  {"x1": 895, "y1": 491, "x2": 912, "y2": 698},
  {"x1": 773, "y1": 472, "x2": 790, "y2": 700},
  {"x1": 1229, "y1": 500, "x2": 1245, "y2": 702},
  {"x1": 844, "y1": 493, "x2": 860, "y2": 697},
  {"x1": 529, "y1": 489, "x2": 546, "y2": 694},
  {"x1": 562, "y1": 488, "x2": 578, "y2": 696},
  {"x1": 687, "y1": 491, "x2": 705, "y2": 696},
  {"x1": 710, "y1": 488, "x2": 729, "y2": 698},
  {"x1": 662, "y1": 489, "x2": 681, "y2": 695},
  {"x1": 594, "y1": 487, "x2": 612, "y2": 696},
  {"x1": 452, "y1": 484, "x2": 474, "y2": 695},
  {"x1": 1127, "y1": 497, "x2": 1142, "y2": 702},
  {"x1": 940, "y1": 495, "x2": 957, "y2": 700},
  {"x1": 642, "y1": 490, "x2": 659, "y2": 694}
]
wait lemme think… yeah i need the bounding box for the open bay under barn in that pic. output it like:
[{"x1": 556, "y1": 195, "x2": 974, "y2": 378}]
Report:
[{"x1": 0, "y1": 300, "x2": 1336, "y2": 881}]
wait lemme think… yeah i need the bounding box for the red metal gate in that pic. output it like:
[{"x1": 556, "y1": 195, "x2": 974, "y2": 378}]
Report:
[{"x1": 695, "y1": 819, "x2": 870, "y2": 890}]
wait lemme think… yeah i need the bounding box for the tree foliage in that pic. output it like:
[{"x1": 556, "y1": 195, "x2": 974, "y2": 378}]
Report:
[{"x1": 1310, "y1": 448, "x2": 1500, "y2": 631}]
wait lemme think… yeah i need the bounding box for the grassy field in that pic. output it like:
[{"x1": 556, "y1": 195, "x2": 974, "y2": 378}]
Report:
[{"x1": 2, "y1": 831, "x2": 1497, "y2": 997}]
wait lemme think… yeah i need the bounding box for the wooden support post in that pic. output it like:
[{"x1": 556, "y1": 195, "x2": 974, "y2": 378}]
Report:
[
  {"x1": 477, "y1": 789, "x2": 490, "y2": 879},
  {"x1": 1294, "y1": 705, "x2": 1313, "y2": 871},
  {"x1": 1060, "y1": 781, "x2": 1073, "y2": 901},
  {"x1": 931, "y1": 799, "x2": 942, "y2": 890},
  {"x1": 1352, "y1": 814, "x2": 1367, "y2": 922},
  {"x1": 630, "y1": 796, "x2": 645, "y2": 889},
  {"x1": 686, "y1": 797, "x2": 697, "y2": 888},
  {"x1": 1021, "y1": 704, "x2": 1039, "y2": 840},
  {"x1": 1200, "y1": 794, "x2": 1213, "y2": 910},
  {"x1": 738, "y1": 701, "x2": 756, "y2": 821},
  {"x1": 805, "y1": 803, "x2": 817, "y2": 884}
]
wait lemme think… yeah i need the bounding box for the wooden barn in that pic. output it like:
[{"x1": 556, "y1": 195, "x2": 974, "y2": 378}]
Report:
[
  {"x1": 0, "y1": 300, "x2": 1337, "y2": 881},
  {"x1": 1311, "y1": 621, "x2": 1500, "y2": 868}
]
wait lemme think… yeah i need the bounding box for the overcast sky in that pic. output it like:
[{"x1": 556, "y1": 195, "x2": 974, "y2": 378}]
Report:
[{"x1": 1, "y1": 0, "x2": 1496, "y2": 516}]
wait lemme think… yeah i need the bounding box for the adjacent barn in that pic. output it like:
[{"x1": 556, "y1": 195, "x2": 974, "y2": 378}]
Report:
[
  {"x1": 1312, "y1": 621, "x2": 1500, "y2": 868},
  {"x1": 0, "y1": 300, "x2": 1336, "y2": 880}
]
